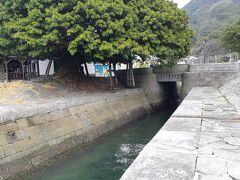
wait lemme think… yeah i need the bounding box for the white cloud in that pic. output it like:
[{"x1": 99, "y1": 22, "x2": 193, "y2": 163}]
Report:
[{"x1": 172, "y1": 0, "x2": 191, "y2": 8}]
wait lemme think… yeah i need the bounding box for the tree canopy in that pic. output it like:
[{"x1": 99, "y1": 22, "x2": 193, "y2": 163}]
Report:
[
  {"x1": 0, "y1": 0, "x2": 193, "y2": 66},
  {"x1": 221, "y1": 19, "x2": 240, "y2": 54}
]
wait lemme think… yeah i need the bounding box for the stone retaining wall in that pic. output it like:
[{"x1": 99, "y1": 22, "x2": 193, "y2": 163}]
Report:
[{"x1": 0, "y1": 89, "x2": 159, "y2": 180}]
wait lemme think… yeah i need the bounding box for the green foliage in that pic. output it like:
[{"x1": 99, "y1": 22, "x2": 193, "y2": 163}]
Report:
[
  {"x1": 221, "y1": 20, "x2": 240, "y2": 54},
  {"x1": 184, "y1": 0, "x2": 240, "y2": 48},
  {"x1": 129, "y1": 0, "x2": 193, "y2": 61},
  {"x1": 136, "y1": 61, "x2": 148, "y2": 68},
  {"x1": 0, "y1": 9, "x2": 17, "y2": 59},
  {"x1": 0, "y1": 0, "x2": 193, "y2": 66}
]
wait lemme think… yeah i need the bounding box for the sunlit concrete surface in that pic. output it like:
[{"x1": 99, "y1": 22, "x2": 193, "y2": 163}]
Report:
[{"x1": 121, "y1": 87, "x2": 240, "y2": 180}]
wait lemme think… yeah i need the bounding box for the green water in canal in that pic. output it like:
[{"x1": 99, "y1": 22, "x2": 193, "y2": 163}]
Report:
[{"x1": 22, "y1": 107, "x2": 174, "y2": 180}]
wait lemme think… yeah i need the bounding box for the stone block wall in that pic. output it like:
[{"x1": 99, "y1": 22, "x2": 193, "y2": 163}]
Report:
[{"x1": 0, "y1": 89, "x2": 156, "y2": 179}]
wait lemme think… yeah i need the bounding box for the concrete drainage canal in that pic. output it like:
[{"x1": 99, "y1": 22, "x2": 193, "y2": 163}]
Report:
[{"x1": 16, "y1": 105, "x2": 177, "y2": 180}]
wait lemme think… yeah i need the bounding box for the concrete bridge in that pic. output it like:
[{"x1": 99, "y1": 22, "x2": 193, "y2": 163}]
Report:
[
  {"x1": 154, "y1": 63, "x2": 240, "y2": 98},
  {"x1": 117, "y1": 62, "x2": 240, "y2": 100}
]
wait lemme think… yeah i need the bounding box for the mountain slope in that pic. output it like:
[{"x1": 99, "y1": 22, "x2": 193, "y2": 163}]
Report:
[{"x1": 183, "y1": 0, "x2": 240, "y2": 45}]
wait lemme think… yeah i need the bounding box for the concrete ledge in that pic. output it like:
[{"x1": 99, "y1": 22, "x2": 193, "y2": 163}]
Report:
[
  {"x1": 0, "y1": 88, "x2": 164, "y2": 180},
  {"x1": 0, "y1": 89, "x2": 143, "y2": 124},
  {"x1": 121, "y1": 87, "x2": 240, "y2": 180}
]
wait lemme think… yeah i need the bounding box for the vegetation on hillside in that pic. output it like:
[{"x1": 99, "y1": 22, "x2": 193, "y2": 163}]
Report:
[
  {"x1": 183, "y1": 0, "x2": 240, "y2": 57},
  {"x1": 221, "y1": 19, "x2": 240, "y2": 54}
]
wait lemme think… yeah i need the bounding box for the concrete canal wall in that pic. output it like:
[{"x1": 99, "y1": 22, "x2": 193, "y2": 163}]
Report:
[
  {"x1": 181, "y1": 71, "x2": 236, "y2": 98},
  {"x1": 0, "y1": 89, "x2": 164, "y2": 179},
  {"x1": 121, "y1": 85, "x2": 240, "y2": 180},
  {"x1": 181, "y1": 63, "x2": 239, "y2": 98}
]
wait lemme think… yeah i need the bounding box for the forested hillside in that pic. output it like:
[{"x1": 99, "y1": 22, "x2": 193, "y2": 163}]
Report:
[
  {"x1": 184, "y1": 0, "x2": 240, "y2": 44},
  {"x1": 183, "y1": 0, "x2": 240, "y2": 56}
]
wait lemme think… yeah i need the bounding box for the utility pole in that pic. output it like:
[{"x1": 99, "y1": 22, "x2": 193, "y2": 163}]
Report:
[
  {"x1": 201, "y1": 39, "x2": 207, "y2": 64},
  {"x1": 203, "y1": 41, "x2": 206, "y2": 64}
]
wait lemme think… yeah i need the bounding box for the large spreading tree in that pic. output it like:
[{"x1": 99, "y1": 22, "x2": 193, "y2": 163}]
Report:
[{"x1": 0, "y1": 0, "x2": 193, "y2": 87}]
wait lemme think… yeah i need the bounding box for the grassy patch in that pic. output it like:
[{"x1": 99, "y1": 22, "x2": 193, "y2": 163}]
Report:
[{"x1": 218, "y1": 90, "x2": 234, "y2": 107}]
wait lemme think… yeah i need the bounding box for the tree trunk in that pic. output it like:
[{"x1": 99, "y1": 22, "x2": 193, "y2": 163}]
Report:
[
  {"x1": 129, "y1": 62, "x2": 133, "y2": 88},
  {"x1": 5, "y1": 61, "x2": 8, "y2": 82},
  {"x1": 130, "y1": 61, "x2": 136, "y2": 88},
  {"x1": 130, "y1": 62, "x2": 133, "y2": 87},
  {"x1": 21, "y1": 62, "x2": 25, "y2": 80},
  {"x1": 128, "y1": 62, "x2": 130, "y2": 87},
  {"x1": 128, "y1": 62, "x2": 134, "y2": 88},
  {"x1": 126, "y1": 63, "x2": 130, "y2": 87},
  {"x1": 109, "y1": 62, "x2": 114, "y2": 89},
  {"x1": 37, "y1": 61, "x2": 40, "y2": 77},
  {"x1": 45, "y1": 60, "x2": 53, "y2": 78},
  {"x1": 126, "y1": 61, "x2": 135, "y2": 88},
  {"x1": 113, "y1": 63, "x2": 119, "y2": 87},
  {"x1": 84, "y1": 62, "x2": 89, "y2": 77},
  {"x1": 29, "y1": 62, "x2": 32, "y2": 78}
]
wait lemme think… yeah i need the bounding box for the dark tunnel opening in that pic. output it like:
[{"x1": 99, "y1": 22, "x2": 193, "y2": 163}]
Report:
[{"x1": 160, "y1": 82, "x2": 182, "y2": 107}]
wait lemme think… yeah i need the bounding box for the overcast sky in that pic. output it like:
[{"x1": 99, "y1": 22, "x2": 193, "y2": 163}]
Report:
[{"x1": 172, "y1": 0, "x2": 191, "y2": 8}]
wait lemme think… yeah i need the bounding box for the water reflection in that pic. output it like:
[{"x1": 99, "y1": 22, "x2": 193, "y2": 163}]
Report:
[
  {"x1": 114, "y1": 143, "x2": 145, "y2": 171},
  {"x1": 21, "y1": 109, "x2": 174, "y2": 180}
]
